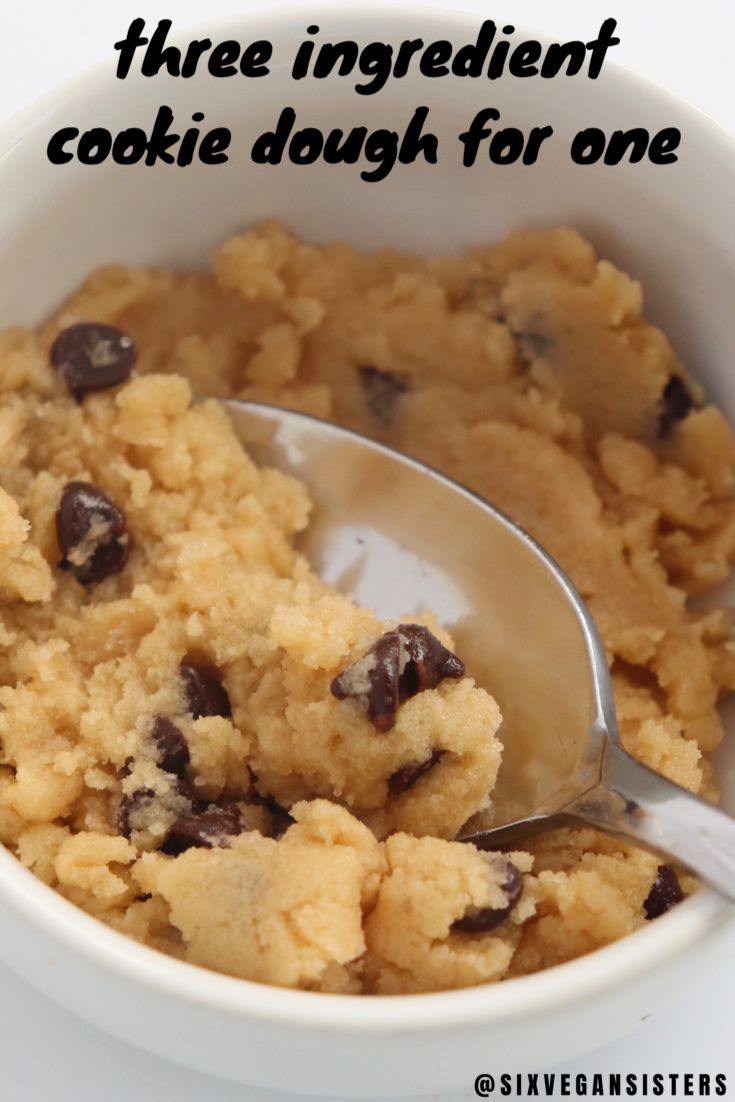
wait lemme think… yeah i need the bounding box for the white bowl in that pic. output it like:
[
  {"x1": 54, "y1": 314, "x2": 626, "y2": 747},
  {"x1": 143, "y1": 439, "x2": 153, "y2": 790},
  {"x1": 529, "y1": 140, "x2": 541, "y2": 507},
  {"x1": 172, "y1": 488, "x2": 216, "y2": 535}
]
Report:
[{"x1": 0, "y1": 6, "x2": 734, "y2": 1097}]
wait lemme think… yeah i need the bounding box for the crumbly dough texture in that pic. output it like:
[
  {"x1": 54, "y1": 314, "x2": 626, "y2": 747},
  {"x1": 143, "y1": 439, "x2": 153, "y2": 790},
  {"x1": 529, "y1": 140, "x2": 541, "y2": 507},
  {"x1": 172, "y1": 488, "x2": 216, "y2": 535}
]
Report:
[{"x1": 0, "y1": 221, "x2": 731, "y2": 993}]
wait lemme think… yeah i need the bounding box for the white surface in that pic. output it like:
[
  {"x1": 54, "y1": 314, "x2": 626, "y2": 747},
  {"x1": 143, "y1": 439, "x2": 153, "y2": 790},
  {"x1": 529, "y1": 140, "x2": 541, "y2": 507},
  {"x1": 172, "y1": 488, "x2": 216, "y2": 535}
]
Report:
[{"x1": 0, "y1": 1, "x2": 734, "y2": 1098}]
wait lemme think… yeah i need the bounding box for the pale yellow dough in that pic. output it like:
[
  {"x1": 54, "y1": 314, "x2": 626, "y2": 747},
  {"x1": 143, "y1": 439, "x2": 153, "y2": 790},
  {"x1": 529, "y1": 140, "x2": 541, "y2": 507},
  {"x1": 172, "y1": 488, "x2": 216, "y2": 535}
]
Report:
[{"x1": 0, "y1": 221, "x2": 731, "y2": 993}]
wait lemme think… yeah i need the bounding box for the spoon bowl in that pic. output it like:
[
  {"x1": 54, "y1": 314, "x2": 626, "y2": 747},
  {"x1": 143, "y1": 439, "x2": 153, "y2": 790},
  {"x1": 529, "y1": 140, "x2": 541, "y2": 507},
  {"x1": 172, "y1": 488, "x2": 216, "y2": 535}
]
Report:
[{"x1": 221, "y1": 398, "x2": 735, "y2": 900}]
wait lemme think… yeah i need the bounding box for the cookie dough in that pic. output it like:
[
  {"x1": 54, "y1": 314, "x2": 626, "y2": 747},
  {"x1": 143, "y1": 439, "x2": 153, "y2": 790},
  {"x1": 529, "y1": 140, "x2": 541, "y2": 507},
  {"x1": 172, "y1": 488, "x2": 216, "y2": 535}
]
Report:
[{"x1": 0, "y1": 221, "x2": 731, "y2": 994}]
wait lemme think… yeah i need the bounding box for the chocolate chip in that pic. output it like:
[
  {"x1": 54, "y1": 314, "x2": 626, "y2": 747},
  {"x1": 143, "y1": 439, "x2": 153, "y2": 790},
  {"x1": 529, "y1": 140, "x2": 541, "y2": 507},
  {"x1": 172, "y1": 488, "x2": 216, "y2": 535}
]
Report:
[
  {"x1": 118, "y1": 788, "x2": 155, "y2": 838},
  {"x1": 56, "y1": 481, "x2": 130, "y2": 585},
  {"x1": 331, "y1": 630, "x2": 401, "y2": 732},
  {"x1": 151, "y1": 715, "x2": 190, "y2": 778},
  {"x1": 51, "y1": 322, "x2": 136, "y2": 401},
  {"x1": 247, "y1": 770, "x2": 295, "y2": 838},
  {"x1": 388, "y1": 749, "x2": 444, "y2": 794},
  {"x1": 161, "y1": 801, "x2": 244, "y2": 856},
  {"x1": 260, "y1": 794, "x2": 295, "y2": 838},
  {"x1": 508, "y1": 312, "x2": 552, "y2": 362},
  {"x1": 643, "y1": 865, "x2": 683, "y2": 919},
  {"x1": 398, "y1": 624, "x2": 465, "y2": 697},
  {"x1": 452, "y1": 860, "x2": 524, "y2": 934},
  {"x1": 658, "y1": 376, "x2": 697, "y2": 438},
  {"x1": 180, "y1": 664, "x2": 232, "y2": 719},
  {"x1": 511, "y1": 327, "x2": 551, "y2": 361},
  {"x1": 118, "y1": 764, "x2": 194, "y2": 840},
  {"x1": 358, "y1": 366, "x2": 407, "y2": 425},
  {"x1": 331, "y1": 625, "x2": 464, "y2": 732}
]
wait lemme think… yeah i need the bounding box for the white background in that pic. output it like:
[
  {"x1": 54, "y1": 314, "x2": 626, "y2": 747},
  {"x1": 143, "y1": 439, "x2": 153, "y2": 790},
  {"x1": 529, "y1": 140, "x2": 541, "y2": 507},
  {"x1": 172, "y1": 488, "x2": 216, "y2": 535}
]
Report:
[{"x1": 0, "y1": 2, "x2": 734, "y2": 1099}]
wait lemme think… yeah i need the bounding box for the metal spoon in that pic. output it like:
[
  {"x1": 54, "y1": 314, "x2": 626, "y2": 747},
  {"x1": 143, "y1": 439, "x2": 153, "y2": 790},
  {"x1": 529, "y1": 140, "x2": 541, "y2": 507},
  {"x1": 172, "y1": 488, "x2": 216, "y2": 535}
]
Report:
[{"x1": 220, "y1": 398, "x2": 735, "y2": 901}]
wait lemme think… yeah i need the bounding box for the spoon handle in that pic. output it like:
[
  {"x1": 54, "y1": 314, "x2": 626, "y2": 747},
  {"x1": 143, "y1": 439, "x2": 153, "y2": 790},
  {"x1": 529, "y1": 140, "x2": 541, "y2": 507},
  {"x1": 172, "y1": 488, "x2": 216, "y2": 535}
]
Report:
[
  {"x1": 560, "y1": 741, "x2": 735, "y2": 901},
  {"x1": 462, "y1": 742, "x2": 735, "y2": 901}
]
